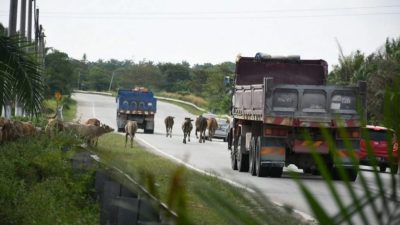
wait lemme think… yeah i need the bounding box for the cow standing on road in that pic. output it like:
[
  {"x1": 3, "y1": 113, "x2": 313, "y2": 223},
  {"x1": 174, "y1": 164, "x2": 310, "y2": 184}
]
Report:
[
  {"x1": 182, "y1": 117, "x2": 193, "y2": 144},
  {"x1": 195, "y1": 116, "x2": 208, "y2": 143},
  {"x1": 164, "y1": 116, "x2": 174, "y2": 138},
  {"x1": 207, "y1": 118, "x2": 218, "y2": 141},
  {"x1": 125, "y1": 120, "x2": 138, "y2": 148}
]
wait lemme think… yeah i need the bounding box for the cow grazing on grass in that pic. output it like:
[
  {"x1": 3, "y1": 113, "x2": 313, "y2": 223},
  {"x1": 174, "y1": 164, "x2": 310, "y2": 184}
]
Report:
[
  {"x1": 63, "y1": 122, "x2": 114, "y2": 146},
  {"x1": 84, "y1": 118, "x2": 101, "y2": 145},
  {"x1": 207, "y1": 118, "x2": 218, "y2": 141},
  {"x1": 164, "y1": 116, "x2": 174, "y2": 138},
  {"x1": 45, "y1": 118, "x2": 64, "y2": 137},
  {"x1": 84, "y1": 118, "x2": 101, "y2": 126},
  {"x1": 125, "y1": 120, "x2": 138, "y2": 148},
  {"x1": 182, "y1": 117, "x2": 193, "y2": 144},
  {"x1": 195, "y1": 116, "x2": 208, "y2": 143}
]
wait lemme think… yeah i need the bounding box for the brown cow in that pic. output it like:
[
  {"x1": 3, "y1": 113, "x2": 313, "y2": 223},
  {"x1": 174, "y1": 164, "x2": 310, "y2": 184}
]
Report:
[
  {"x1": 84, "y1": 118, "x2": 101, "y2": 126},
  {"x1": 207, "y1": 118, "x2": 218, "y2": 141},
  {"x1": 182, "y1": 117, "x2": 193, "y2": 144},
  {"x1": 164, "y1": 116, "x2": 174, "y2": 138},
  {"x1": 45, "y1": 118, "x2": 64, "y2": 137},
  {"x1": 125, "y1": 120, "x2": 138, "y2": 148},
  {"x1": 65, "y1": 123, "x2": 114, "y2": 146},
  {"x1": 195, "y1": 116, "x2": 208, "y2": 143},
  {"x1": 84, "y1": 118, "x2": 101, "y2": 145}
]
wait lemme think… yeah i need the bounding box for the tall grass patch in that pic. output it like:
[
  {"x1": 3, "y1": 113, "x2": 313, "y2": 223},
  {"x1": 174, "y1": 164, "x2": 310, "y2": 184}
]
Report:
[{"x1": 0, "y1": 134, "x2": 99, "y2": 225}]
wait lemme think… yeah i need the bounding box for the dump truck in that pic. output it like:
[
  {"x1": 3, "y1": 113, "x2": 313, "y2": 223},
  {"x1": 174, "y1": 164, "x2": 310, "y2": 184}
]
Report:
[
  {"x1": 228, "y1": 53, "x2": 366, "y2": 181},
  {"x1": 116, "y1": 88, "x2": 157, "y2": 133}
]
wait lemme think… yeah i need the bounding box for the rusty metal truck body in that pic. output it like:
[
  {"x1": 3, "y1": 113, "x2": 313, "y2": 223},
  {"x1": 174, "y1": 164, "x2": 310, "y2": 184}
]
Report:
[{"x1": 229, "y1": 54, "x2": 366, "y2": 180}]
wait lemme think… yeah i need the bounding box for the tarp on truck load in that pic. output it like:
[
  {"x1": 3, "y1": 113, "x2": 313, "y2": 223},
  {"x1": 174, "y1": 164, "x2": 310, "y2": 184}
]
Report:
[{"x1": 235, "y1": 57, "x2": 328, "y2": 86}]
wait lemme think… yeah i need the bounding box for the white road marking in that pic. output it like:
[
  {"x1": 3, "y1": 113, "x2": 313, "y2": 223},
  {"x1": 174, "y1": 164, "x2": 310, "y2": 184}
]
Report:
[
  {"x1": 92, "y1": 102, "x2": 96, "y2": 117},
  {"x1": 135, "y1": 135, "x2": 316, "y2": 222}
]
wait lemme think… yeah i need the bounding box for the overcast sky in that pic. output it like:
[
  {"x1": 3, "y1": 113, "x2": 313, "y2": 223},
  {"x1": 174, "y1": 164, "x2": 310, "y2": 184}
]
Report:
[{"x1": 1, "y1": 0, "x2": 399, "y2": 69}]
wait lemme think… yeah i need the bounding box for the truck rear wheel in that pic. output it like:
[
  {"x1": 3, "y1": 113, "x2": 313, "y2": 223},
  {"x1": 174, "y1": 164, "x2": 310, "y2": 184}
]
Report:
[
  {"x1": 331, "y1": 167, "x2": 358, "y2": 182},
  {"x1": 237, "y1": 135, "x2": 249, "y2": 172},
  {"x1": 144, "y1": 129, "x2": 154, "y2": 134},
  {"x1": 231, "y1": 148, "x2": 238, "y2": 170},
  {"x1": 267, "y1": 167, "x2": 283, "y2": 178},
  {"x1": 249, "y1": 137, "x2": 256, "y2": 176}
]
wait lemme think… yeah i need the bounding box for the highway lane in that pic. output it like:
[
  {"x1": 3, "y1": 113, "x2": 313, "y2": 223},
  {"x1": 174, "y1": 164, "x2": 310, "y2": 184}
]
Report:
[{"x1": 73, "y1": 92, "x2": 398, "y2": 223}]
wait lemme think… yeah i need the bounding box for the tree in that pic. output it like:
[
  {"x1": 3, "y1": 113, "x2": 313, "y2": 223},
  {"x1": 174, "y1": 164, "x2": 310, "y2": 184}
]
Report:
[
  {"x1": 0, "y1": 24, "x2": 44, "y2": 116},
  {"x1": 44, "y1": 50, "x2": 75, "y2": 97}
]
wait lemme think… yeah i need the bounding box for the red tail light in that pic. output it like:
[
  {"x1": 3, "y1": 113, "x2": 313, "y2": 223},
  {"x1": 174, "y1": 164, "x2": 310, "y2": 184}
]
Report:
[{"x1": 264, "y1": 127, "x2": 288, "y2": 137}]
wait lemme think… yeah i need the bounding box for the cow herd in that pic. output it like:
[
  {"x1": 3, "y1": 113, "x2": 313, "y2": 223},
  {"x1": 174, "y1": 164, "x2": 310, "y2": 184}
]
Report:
[
  {"x1": 0, "y1": 117, "x2": 114, "y2": 147},
  {"x1": 164, "y1": 115, "x2": 219, "y2": 144}
]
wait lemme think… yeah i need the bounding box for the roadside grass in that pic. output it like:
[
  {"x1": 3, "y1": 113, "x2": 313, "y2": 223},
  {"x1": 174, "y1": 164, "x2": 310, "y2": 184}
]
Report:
[
  {"x1": 157, "y1": 92, "x2": 208, "y2": 108},
  {"x1": 0, "y1": 133, "x2": 99, "y2": 225},
  {"x1": 158, "y1": 98, "x2": 206, "y2": 116},
  {"x1": 95, "y1": 133, "x2": 310, "y2": 225}
]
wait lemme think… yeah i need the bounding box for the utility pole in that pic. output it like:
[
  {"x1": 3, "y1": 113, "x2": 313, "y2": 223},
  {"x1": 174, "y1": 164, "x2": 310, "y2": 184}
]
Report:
[
  {"x1": 27, "y1": 0, "x2": 32, "y2": 41},
  {"x1": 15, "y1": 0, "x2": 27, "y2": 117},
  {"x1": 3, "y1": 0, "x2": 19, "y2": 119},
  {"x1": 8, "y1": 0, "x2": 18, "y2": 36},
  {"x1": 20, "y1": 0, "x2": 26, "y2": 37},
  {"x1": 109, "y1": 71, "x2": 115, "y2": 92}
]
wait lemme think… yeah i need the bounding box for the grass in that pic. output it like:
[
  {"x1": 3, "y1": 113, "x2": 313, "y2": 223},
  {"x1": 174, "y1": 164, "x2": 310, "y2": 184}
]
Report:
[
  {"x1": 0, "y1": 133, "x2": 99, "y2": 225},
  {"x1": 94, "y1": 133, "x2": 310, "y2": 225},
  {"x1": 158, "y1": 98, "x2": 206, "y2": 116},
  {"x1": 157, "y1": 92, "x2": 208, "y2": 108}
]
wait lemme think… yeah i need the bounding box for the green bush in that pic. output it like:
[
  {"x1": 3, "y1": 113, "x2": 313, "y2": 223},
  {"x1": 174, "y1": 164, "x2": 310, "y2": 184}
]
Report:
[{"x1": 0, "y1": 134, "x2": 98, "y2": 225}]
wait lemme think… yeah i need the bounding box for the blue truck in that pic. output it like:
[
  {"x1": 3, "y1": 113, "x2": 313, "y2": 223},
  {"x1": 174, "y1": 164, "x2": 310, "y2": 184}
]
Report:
[{"x1": 116, "y1": 88, "x2": 157, "y2": 133}]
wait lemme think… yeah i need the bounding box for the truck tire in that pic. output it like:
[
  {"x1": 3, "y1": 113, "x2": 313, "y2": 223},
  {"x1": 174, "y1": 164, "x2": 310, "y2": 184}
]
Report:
[
  {"x1": 268, "y1": 167, "x2": 283, "y2": 178},
  {"x1": 237, "y1": 135, "x2": 249, "y2": 172},
  {"x1": 231, "y1": 148, "x2": 238, "y2": 170},
  {"x1": 379, "y1": 165, "x2": 386, "y2": 173},
  {"x1": 249, "y1": 137, "x2": 256, "y2": 176},
  {"x1": 255, "y1": 137, "x2": 267, "y2": 177},
  {"x1": 144, "y1": 129, "x2": 154, "y2": 134},
  {"x1": 331, "y1": 167, "x2": 358, "y2": 182}
]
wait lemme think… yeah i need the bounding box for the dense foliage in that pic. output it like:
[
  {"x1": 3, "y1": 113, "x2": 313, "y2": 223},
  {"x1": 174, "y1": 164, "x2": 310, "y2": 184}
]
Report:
[
  {"x1": 328, "y1": 37, "x2": 400, "y2": 123},
  {"x1": 0, "y1": 134, "x2": 98, "y2": 225}
]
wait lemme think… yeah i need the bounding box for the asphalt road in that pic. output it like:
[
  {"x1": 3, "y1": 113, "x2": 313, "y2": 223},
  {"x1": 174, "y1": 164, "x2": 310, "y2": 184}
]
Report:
[{"x1": 73, "y1": 92, "x2": 398, "y2": 223}]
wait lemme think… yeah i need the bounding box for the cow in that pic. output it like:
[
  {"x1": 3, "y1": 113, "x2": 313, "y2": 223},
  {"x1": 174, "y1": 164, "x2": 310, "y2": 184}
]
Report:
[
  {"x1": 195, "y1": 116, "x2": 208, "y2": 143},
  {"x1": 125, "y1": 120, "x2": 138, "y2": 148},
  {"x1": 164, "y1": 116, "x2": 174, "y2": 138},
  {"x1": 45, "y1": 118, "x2": 64, "y2": 137},
  {"x1": 84, "y1": 118, "x2": 101, "y2": 145},
  {"x1": 84, "y1": 118, "x2": 101, "y2": 126},
  {"x1": 13, "y1": 121, "x2": 37, "y2": 137},
  {"x1": 182, "y1": 117, "x2": 193, "y2": 144},
  {"x1": 207, "y1": 118, "x2": 218, "y2": 141},
  {"x1": 65, "y1": 123, "x2": 114, "y2": 146}
]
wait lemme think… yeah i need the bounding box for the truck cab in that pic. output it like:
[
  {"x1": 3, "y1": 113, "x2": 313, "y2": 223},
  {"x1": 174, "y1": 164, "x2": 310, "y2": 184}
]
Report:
[{"x1": 116, "y1": 88, "x2": 157, "y2": 133}]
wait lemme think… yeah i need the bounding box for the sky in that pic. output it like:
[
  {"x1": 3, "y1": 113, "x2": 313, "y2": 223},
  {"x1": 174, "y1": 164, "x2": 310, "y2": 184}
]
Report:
[{"x1": 1, "y1": 0, "x2": 400, "y2": 69}]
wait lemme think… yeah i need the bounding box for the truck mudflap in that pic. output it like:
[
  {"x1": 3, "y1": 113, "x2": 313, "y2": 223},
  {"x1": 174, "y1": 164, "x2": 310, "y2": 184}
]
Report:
[{"x1": 255, "y1": 136, "x2": 286, "y2": 177}]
